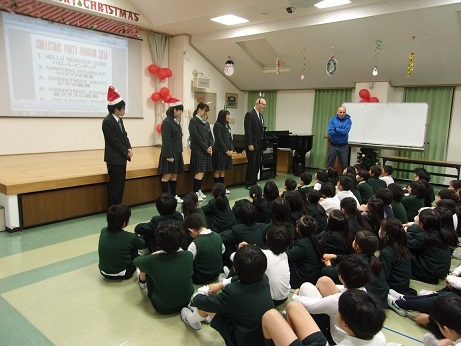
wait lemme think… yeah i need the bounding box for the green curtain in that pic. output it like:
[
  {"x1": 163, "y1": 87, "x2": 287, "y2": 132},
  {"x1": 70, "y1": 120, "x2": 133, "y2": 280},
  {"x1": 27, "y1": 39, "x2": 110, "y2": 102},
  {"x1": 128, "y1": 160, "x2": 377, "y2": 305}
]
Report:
[
  {"x1": 396, "y1": 86, "x2": 454, "y2": 183},
  {"x1": 309, "y1": 89, "x2": 353, "y2": 169},
  {"x1": 247, "y1": 91, "x2": 276, "y2": 131}
]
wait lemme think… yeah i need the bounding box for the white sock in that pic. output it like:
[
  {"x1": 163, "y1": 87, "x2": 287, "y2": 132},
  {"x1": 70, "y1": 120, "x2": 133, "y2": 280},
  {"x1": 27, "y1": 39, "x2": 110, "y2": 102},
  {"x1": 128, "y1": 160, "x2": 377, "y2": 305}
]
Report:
[{"x1": 187, "y1": 308, "x2": 206, "y2": 324}]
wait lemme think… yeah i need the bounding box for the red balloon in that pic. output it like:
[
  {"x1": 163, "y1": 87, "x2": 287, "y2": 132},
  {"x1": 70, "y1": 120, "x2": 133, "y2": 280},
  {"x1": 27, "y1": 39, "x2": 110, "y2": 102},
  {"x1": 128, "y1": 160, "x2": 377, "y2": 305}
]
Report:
[
  {"x1": 157, "y1": 68, "x2": 168, "y2": 80},
  {"x1": 165, "y1": 68, "x2": 172, "y2": 78},
  {"x1": 369, "y1": 97, "x2": 379, "y2": 103},
  {"x1": 148, "y1": 64, "x2": 159, "y2": 74},
  {"x1": 358, "y1": 89, "x2": 370, "y2": 100},
  {"x1": 156, "y1": 123, "x2": 162, "y2": 134},
  {"x1": 162, "y1": 94, "x2": 171, "y2": 102},
  {"x1": 150, "y1": 92, "x2": 161, "y2": 102},
  {"x1": 359, "y1": 99, "x2": 369, "y2": 103},
  {"x1": 159, "y1": 87, "x2": 170, "y2": 98}
]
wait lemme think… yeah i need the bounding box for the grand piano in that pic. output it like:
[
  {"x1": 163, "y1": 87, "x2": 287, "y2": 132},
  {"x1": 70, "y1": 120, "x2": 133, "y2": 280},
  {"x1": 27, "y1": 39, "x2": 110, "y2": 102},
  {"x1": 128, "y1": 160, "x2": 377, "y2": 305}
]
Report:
[
  {"x1": 266, "y1": 131, "x2": 314, "y2": 176},
  {"x1": 233, "y1": 131, "x2": 313, "y2": 177}
]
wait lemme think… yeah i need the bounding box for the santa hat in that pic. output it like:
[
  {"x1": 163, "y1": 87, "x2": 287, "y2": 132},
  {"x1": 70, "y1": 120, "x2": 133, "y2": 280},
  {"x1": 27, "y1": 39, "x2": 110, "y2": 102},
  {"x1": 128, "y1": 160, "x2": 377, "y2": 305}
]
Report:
[
  {"x1": 107, "y1": 86, "x2": 123, "y2": 105},
  {"x1": 167, "y1": 98, "x2": 182, "y2": 107}
]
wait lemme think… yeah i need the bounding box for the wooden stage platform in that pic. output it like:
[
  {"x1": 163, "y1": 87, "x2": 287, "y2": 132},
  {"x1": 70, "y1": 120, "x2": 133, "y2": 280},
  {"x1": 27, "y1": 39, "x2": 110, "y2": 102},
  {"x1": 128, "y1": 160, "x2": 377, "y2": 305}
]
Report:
[{"x1": 0, "y1": 146, "x2": 248, "y2": 230}]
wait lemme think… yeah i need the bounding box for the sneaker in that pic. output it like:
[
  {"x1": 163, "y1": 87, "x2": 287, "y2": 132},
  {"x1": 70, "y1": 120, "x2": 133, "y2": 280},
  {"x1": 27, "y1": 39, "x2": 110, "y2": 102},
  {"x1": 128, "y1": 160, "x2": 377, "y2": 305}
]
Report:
[
  {"x1": 175, "y1": 195, "x2": 183, "y2": 203},
  {"x1": 406, "y1": 310, "x2": 420, "y2": 321},
  {"x1": 226, "y1": 189, "x2": 230, "y2": 194},
  {"x1": 418, "y1": 289, "x2": 436, "y2": 296},
  {"x1": 223, "y1": 266, "x2": 230, "y2": 277},
  {"x1": 180, "y1": 307, "x2": 202, "y2": 330},
  {"x1": 203, "y1": 316, "x2": 212, "y2": 324},
  {"x1": 198, "y1": 190, "x2": 206, "y2": 199},
  {"x1": 389, "y1": 289, "x2": 404, "y2": 300},
  {"x1": 387, "y1": 295, "x2": 407, "y2": 317},
  {"x1": 195, "y1": 192, "x2": 203, "y2": 202},
  {"x1": 136, "y1": 268, "x2": 146, "y2": 289}
]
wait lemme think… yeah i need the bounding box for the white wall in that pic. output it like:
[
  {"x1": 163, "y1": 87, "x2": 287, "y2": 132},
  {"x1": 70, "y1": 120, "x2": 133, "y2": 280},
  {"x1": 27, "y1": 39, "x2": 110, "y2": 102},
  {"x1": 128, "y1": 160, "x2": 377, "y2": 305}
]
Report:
[{"x1": 275, "y1": 90, "x2": 315, "y2": 134}]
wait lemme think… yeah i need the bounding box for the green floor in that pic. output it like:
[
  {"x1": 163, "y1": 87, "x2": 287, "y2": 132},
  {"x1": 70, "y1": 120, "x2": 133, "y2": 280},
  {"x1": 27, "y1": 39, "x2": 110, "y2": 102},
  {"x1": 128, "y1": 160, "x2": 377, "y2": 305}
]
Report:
[{"x1": 0, "y1": 173, "x2": 452, "y2": 345}]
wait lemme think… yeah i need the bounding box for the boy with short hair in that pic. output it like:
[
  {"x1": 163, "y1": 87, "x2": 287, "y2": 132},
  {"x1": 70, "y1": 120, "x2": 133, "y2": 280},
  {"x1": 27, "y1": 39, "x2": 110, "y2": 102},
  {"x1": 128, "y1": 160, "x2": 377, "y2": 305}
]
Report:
[
  {"x1": 133, "y1": 220, "x2": 194, "y2": 314},
  {"x1": 281, "y1": 177, "x2": 298, "y2": 198},
  {"x1": 98, "y1": 204, "x2": 145, "y2": 280},
  {"x1": 183, "y1": 213, "x2": 225, "y2": 284},
  {"x1": 319, "y1": 182, "x2": 340, "y2": 217},
  {"x1": 180, "y1": 244, "x2": 274, "y2": 346},
  {"x1": 134, "y1": 193, "x2": 183, "y2": 253},
  {"x1": 374, "y1": 188, "x2": 395, "y2": 218},
  {"x1": 356, "y1": 170, "x2": 374, "y2": 204},
  {"x1": 368, "y1": 166, "x2": 387, "y2": 193},
  {"x1": 380, "y1": 165, "x2": 395, "y2": 186},
  {"x1": 298, "y1": 172, "x2": 313, "y2": 200},
  {"x1": 427, "y1": 295, "x2": 461, "y2": 346},
  {"x1": 335, "y1": 175, "x2": 359, "y2": 205},
  {"x1": 262, "y1": 289, "x2": 387, "y2": 346}
]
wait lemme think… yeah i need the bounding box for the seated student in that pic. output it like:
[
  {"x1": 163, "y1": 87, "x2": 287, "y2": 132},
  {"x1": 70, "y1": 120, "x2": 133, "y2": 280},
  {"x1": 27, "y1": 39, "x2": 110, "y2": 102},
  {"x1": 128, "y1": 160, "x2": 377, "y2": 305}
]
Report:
[
  {"x1": 449, "y1": 179, "x2": 461, "y2": 193},
  {"x1": 220, "y1": 203, "x2": 265, "y2": 267},
  {"x1": 317, "y1": 209, "x2": 354, "y2": 259},
  {"x1": 263, "y1": 197, "x2": 295, "y2": 241},
  {"x1": 353, "y1": 163, "x2": 364, "y2": 174},
  {"x1": 98, "y1": 204, "x2": 146, "y2": 280},
  {"x1": 134, "y1": 193, "x2": 183, "y2": 253},
  {"x1": 413, "y1": 168, "x2": 435, "y2": 207},
  {"x1": 284, "y1": 190, "x2": 308, "y2": 227},
  {"x1": 356, "y1": 170, "x2": 374, "y2": 204},
  {"x1": 134, "y1": 221, "x2": 194, "y2": 314},
  {"x1": 374, "y1": 188, "x2": 395, "y2": 218},
  {"x1": 291, "y1": 254, "x2": 372, "y2": 345},
  {"x1": 388, "y1": 183, "x2": 408, "y2": 224},
  {"x1": 335, "y1": 175, "x2": 359, "y2": 204},
  {"x1": 313, "y1": 169, "x2": 329, "y2": 191},
  {"x1": 427, "y1": 296, "x2": 461, "y2": 346},
  {"x1": 380, "y1": 165, "x2": 395, "y2": 186},
  {"x1": 359, "y1": 196, "x2": 385, "y2": 236},
  {"x1": 401, "y1": 180, "x2": 426, "y2": 222},
  {"x1": 257, "y1": 226, "x2": 292, "y2": 307},
  {"x1": 263, "y1": 180, "x2": 281, "y2": 215},
  {"x1": 286, "y1": 215, "x2": 324, "y2": 288},
  {"x1": 407, "y1": 208, "x2": 453, "y2": 284},
  {"x1": 306, "y1": 189, "x2": 328, "y2": 234},
  {"x1": 181, "y1": 192, "x2": 206, "y2": 221},
  {"x1": 319, "y1": 182, "x2": 340, "y2": 217},
  {"x1": 368, "y1": 166, "x2": 387, "y2": 193},
  {"x1": 343, "y1": 172, "x2": 362, "y2": 204},
  {"x1": 297, "y1": 172, "x2": 313, "y2": 201},
  {"x1": 262, "y1": 289, "x2": 387, "y2": 346},
  {"x1": 201, "y1": 183, "x2": 236, "y2": 233},
  {"x1": 340, "y1": 197, "x2": 372, "y2": 237},
  {"x1": 180, "y1": 245, "x2": 274, "y2": 346},
  {"x1": 184, "y1": 214, "x2": 225, "y2": 284},
  {"x1": 378, "y1": 218, "x2": 413, "y2": 295},
  {"x1": 281, "y1": 177, "x2": 297, "y2": 198},
  {"x1": 233, "y1": 185, "x2": 269, "y2": 224},
  {"x1": 437, "y1": 196, "x2": 460, "y2": 235},
  {"x1": 342, "y1": 165, "x2": 356, "y2": 175},
  {"x1": 326, "y1": 166, "x2": 339, "y2": 188}
]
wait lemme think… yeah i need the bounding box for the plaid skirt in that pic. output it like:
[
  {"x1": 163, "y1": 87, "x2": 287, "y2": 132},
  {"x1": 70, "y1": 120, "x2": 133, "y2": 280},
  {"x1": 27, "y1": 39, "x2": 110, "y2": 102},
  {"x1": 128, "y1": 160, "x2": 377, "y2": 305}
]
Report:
[
  {"x1": 212, "y1": 151, "x2": 233, "y2": 171},
  {"x1": 157, "y1": 152, "x2": 185, "y2": 174},
  {"x1": 190, "y1": 149, "x2": 213, "y2": 173}
]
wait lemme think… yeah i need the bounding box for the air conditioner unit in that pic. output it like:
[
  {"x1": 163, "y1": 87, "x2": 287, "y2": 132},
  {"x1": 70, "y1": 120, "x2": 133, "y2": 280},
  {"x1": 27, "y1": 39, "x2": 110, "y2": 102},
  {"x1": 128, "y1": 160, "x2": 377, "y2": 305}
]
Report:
[{"x1": 192, "y1": 77, "x2": 211, "y2": 88}]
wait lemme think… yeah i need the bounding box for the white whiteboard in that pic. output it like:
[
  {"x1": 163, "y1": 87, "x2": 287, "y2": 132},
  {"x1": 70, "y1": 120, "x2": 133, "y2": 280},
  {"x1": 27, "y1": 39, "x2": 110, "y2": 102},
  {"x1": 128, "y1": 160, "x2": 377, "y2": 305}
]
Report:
[{"x1": 343, "y1": 103, "x2": 428, "y2": 149}]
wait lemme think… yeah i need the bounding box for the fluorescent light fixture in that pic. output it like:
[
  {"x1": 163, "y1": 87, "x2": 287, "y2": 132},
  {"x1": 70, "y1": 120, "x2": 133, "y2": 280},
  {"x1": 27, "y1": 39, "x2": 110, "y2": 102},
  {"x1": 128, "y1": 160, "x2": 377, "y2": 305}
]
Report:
[
  {"x1": 314, "y1": 0, "x2": 351, "y2": 9},
  {"x1": 210, "y1": 15, "x2": 249, "y2": 26}
]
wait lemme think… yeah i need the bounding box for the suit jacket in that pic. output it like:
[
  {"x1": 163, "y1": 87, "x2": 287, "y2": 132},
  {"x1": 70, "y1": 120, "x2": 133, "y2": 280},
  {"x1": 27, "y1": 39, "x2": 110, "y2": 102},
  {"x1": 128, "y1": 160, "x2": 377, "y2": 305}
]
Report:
[
  {"x1": 213, "y1": 121, "x2": 233, "y2": 153},
  {"x1": 244, "y1": 108, "x2": 264, "y2": 149},
  {"x1": 189, "y1": 115, "x2": 214, "y2": 151},
  {"x1": 102, "y1": 113, "x2": 131, "y2": 165},
  {"x1": 161, "y1": 116, "x2": 183, "y2": 157}
]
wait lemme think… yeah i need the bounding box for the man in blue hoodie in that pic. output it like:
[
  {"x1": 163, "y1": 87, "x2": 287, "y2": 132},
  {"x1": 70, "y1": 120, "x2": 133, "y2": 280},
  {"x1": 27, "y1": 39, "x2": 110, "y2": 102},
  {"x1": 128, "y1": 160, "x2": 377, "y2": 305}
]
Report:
[{"x1": 327, "y1": 106, "x2": 352, "y2": 169}]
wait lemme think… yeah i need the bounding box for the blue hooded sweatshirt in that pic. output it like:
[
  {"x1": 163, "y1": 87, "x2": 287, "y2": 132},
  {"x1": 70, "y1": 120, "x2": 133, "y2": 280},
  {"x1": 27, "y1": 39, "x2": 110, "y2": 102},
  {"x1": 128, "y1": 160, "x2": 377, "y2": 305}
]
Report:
[{"x1": 328, "y1": 113, "x2": 352, "y2": 144}]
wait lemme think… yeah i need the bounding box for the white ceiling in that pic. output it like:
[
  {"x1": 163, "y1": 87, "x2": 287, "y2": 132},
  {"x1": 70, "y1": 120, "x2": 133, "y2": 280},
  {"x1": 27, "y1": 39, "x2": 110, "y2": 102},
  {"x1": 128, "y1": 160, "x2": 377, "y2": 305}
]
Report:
[{"x1": 125, "y1": 0, "x2": 461, "y2": 90}]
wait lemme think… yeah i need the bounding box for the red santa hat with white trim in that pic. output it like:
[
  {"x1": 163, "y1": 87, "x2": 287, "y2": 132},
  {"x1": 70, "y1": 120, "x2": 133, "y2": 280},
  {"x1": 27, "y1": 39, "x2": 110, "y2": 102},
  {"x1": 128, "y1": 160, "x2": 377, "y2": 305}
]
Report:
[
  {"x1": 167, "y1": 98, "x2": 182, "y2": 107},
  {"x1": 107, "y1": 86, "x2": 123, "y2": 105}
]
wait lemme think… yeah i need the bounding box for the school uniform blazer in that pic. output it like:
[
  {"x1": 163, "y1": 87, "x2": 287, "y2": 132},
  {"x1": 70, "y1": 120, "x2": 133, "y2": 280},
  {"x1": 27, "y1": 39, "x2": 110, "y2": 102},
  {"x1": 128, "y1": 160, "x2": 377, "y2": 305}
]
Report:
[
  {"x1": 317, "y1": 230, "x2": 352, "y2": 257},
  {"x1": 213, "y1": 121, "x2": 233, "y2": 153},
  {"x1": 191, "y1": 275, "x2": 274, "y2": 346},
  {"x1": 379, "y1": 246, "x2": 412, "y2": 295},
  {"x1": 401, "y1": 195, "x2": 424, "y2": 222},
  {"x1": 201, "y1": 198, "x2": 236, "y2": 233},
  {"x1": 286, "y1": 237, "x2": 323, "y2": 288},
  {"x1": 243, "y1": 108, "x2": 264, "y2": 149},
  {"x1": 306, "y1": 204, "x2": 328, "y2": 233},
  {"x1": 161, "y1": 116, "x2": 183, "y2": 158},
  {"x1": 189, "y1": 116, "x2": 214, "y2": 152},
  {"x1": 102, "y1": 113, "x2": 131, "y2": 165},
  {"x1": 391, "y1": 201, "x2": 408, "y2": 224},
  {"x1": 220, "y1": 222, "x2": 266, "y2": 249},
  {"x1": 367, "y1": 177, "x2": 387, "y2": 193},
  {"x1": 357, "y1": 181, "x2": 373, "y2": 204}
]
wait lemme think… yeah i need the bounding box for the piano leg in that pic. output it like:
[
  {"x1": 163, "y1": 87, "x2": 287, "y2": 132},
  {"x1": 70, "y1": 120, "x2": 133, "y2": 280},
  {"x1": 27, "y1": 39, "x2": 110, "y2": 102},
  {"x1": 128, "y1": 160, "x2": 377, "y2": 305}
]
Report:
[{"x1": 292, "y1": 150, "x2": 307, "y2": 176}]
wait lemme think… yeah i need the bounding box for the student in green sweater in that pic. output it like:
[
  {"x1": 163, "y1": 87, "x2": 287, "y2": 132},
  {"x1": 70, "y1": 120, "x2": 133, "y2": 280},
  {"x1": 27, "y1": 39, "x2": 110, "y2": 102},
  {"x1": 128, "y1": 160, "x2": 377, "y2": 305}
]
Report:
[
  {"x1": 184, "y1": 214, "x2": 225, "y2": 284},
  {"x1": 356, "y1": 170, "x2": 374, "y2": 204},
  {"x1": 401, "y1": 180, "x2": 426, "y2": 222},
  {"x1": 388, "y1": 183, "x2": 408, "y2": 224},
  {"x1": 201, "y1": 183, "x2": 236, "y2": 233},
  {"x1": 134, "y1": 220, "x2": 194, "y2": 314},
  {"x1": 98, "y1": 204, "x2": 145, "y2": 280},
  {"x1": 368, "y1": 166, "x2": 387, "y2": 193},
  {"x1": 134, "y1": 193, "x2": 183, "y2": 253},
  {"x1": 180, "y1": 244, "x2": 274, "y2": 346},
  {"x1": 305, "y1": 189, "x2": 327, "y2": 234},
  {"x1": 297, "y1": 172, "x2": 313, "y2": 201}
]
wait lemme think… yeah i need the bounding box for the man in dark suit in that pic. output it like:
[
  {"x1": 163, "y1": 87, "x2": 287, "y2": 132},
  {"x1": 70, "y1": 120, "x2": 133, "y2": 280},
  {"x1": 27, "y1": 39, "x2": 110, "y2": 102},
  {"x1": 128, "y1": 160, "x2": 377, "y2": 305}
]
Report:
[
  {"x1": 244, "y1": 97, "x2": 266, "y2": 189},
  {"x1": 102, "y1": 86, "x2": 133, "y2": 207}
]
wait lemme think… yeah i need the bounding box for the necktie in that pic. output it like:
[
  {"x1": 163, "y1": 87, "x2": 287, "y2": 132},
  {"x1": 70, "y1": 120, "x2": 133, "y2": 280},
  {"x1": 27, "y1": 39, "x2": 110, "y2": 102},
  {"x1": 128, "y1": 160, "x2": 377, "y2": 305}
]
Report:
[
  {"x1": 259, "y1": 113, "x2": 264, "y2": 126},
  {"x1": 118, "y1": 119, "x2": 123, "y2": 133}
]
